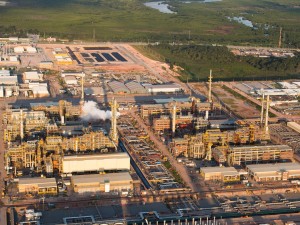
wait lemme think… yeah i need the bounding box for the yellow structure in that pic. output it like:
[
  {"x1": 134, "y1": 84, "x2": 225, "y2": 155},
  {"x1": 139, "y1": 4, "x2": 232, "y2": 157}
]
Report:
[
  {"x1": 71, "y1": 172, "x2": 133, "y2": 194},
  {"x1": 169, "y1": 134, "x2": 205, "y2": 158},
  {"x1": 18, "y1": 177, "x2": 57, "y2": 195}
]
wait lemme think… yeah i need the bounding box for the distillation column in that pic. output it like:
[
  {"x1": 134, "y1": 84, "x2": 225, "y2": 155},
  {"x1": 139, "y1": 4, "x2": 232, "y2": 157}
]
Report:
[
  {"x1": 171, "y1": 102, "x2": 176, "y2": 137},
  {"x1": 264, "y1": 95, "x2": 270, "y2": 135},
  {"x1": 260, "y1": 92, "x2": 265, "y2": 126},
  {"x1": 109, "y1": 98, "x2": 118, "y2": 144},
  {"x1": 205, "y1": 70, "x2": 213, "y2": 120}
]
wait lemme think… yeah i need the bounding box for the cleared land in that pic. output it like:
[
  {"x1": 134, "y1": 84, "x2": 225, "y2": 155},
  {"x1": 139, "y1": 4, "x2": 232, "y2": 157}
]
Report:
[{"x1": 0, "y1": 0, "x2": 299, "y2": 46}]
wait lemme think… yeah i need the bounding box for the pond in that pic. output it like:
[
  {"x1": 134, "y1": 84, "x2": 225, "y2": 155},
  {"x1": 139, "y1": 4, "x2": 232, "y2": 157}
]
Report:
[
  {"x1": 144, "y1": 1, "x2": 176, "y2": 14},
  {"x1": 227, "y1": 16, "x2": 254, "y2": 28}
]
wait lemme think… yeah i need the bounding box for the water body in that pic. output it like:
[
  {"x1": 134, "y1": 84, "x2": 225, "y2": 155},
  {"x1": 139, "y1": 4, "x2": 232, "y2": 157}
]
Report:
[
  {"x1": 144, "y1": 1, "x2": 176, "y2": 14},
  {"x1": 227, "y1": 16, "x2": 254, "y2": 28},
  {"x1": 0, "y1": 1, "x2": 8, "y2": 6},
  {"x1": 183, "y1": 0, "x2": 222, "y2": 3}
]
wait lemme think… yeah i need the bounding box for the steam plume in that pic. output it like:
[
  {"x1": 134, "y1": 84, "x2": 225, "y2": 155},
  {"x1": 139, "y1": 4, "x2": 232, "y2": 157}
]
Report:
[{"x1": 81, "y1": 101, "x2": 112, "y2": 121}]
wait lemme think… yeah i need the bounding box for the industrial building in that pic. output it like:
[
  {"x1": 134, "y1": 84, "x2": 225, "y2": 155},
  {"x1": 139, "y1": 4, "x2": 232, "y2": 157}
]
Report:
[
  {"x1": 62, "y1": 152, "x2": 130, "y2": 174},
  {"x1": 64, "y1": 76, "x2": 78, "y2": 85},
  {"x1": 23, "y1": 71, "x2": 43, "y2": 83},
  {"x1": 14, "y1": 46, "x2": 37, "y2": 53},
  {"x1": 169, "y1": 135, "x2": 205, "y2": 158},
  {"x1": 247, "y1": 163, "x2": 300, "y2": 182},
  {"x1": 39, "y1": 61, "x2": 54, "y2": 69},
  {"x1": 71, "y1": 172, "x2": 133, "y2": 194},
  {"x1": 269, "y1": 124, "x2": 300, "y2": 152},
  {"x1": 3, "y1": 98, "x2": 120, "y2": 174},
  {"x1": 84, "y1": 87, "x2": 105, "y2": 96},
  {"x1": 107, "y1": 80, "x2": 130, "y2": 94},
  {"x1": 29, "y1": 82, "x2": 50, "y2": 97},
  {"x1": 140, "y1": 100, "x2": 211, "y2": 119},
  {"x1": 227, "y1": 145, "x2": 293, "y2": 166},
  {"x1": 143, "y1": 83, "x2": 182, "y2": 94},
  {"x1": 125, "y1": 80, "x2": 147, "y2": 94},
  {"x1": 200, "y1": 167, "x2": 240, "y2": 183},
  {"x1": 18, "y1": 177, "x2": 57, "y2": 195}
]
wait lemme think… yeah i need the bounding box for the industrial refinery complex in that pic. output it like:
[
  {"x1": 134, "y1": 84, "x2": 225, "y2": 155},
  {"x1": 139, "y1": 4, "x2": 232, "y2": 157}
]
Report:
[{"x1": 1, "y1": 39, "x2": 300, "y2": 225}]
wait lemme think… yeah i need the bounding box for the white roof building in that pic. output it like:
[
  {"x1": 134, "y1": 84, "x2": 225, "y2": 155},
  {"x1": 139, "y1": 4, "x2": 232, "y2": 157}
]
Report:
[
  {"x1": 0, "y1": 76, "x2": 18, "y2": 85},
  {"x1": 24, "y1": 71, "x2": 43, "y2": 82},
  {"x1": 64, "y1": 76, "x2": 78, "y2": 85},
  {"x1": 29, "y1": 83, "x2": 49, "y2": 98},
  {"x1": 247, "y1": 163, "x2": 300, "y2": 182},
  {"x1": 144, "y1": 83, "x2": 182, "y2": 93},
  {"x1": 0, "y1": 70, "x2": 10, "y2": 76},
  {"x1": 14, "y1": 46, "x2": 25, "y2": 53},
  {"x1": 62, "y1": 152, "x2": 130, "y2": 174}
]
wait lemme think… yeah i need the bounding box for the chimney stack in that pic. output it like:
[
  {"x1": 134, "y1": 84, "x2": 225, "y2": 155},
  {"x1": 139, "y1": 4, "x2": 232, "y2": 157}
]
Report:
[{"x1": 172, "y1": 101, "x2": 176, "y2": 137}]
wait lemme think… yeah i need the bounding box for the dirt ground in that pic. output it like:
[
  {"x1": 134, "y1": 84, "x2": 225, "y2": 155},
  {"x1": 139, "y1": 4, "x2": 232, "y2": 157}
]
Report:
[
  {"x1": 212, "y1": 84, "x2": 260, "y2": 119},
  {"x1": 191, "y1": 82, "x2": 260, "y2": 119}
]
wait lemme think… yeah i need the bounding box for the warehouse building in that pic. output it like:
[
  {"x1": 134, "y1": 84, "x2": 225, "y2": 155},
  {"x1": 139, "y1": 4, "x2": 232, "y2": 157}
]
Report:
[
  {"x1": 18, "y1": 177, "x2": 57, "y2": 195},
  {"x1": 144, "y1": 83, "x2": 182, "y2": 94},
  {"x1": 0, "y1": 69, "x2": 10, "y2": 76},
  {"x1": 29, "y1": 82, "x2": 50, "y2": 98},
  {"x1": 39, "y1": 61, "x2": 54, "y2": 69},
  {"x1": 227, "y1": 145, "x2": 293, "y2": 166},
  {"x1": 62, "y1": 152, "x2": 130, "y2": 174},
  {"x1": 84, "y1": 87, "x2": 105, "y2": 96},
  {"x1": 0, "y1": 75, "x2": 18, "y2": 85},
  {"x1": 71, "y1": 172, "x2": 133, "y2": 194},
  {"x1": 125, "y1": 81, "x2": 147, "y2": 94},
  {"x1": 107, "y1": 80, "x2": 130, "y2": 94},
  {"x1": 200, "y1": 167, "x2": 240, "y2": 183},
  {"x1": 247, "y1": 163, "x2": 300, "y2": 182},
  {"x1": 23, "y1": 71, "x2": 43, "y2": 83},
  {"x1": 64, "y1": 76, "x2": 78, "y2": 85}
]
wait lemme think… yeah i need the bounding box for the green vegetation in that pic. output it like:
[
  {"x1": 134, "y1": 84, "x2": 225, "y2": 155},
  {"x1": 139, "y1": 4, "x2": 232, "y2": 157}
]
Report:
[
  {"x1": 163, "y1": 160, "x2": 183, "y2": 184},
  {"x1": 135, "y1": 44, "x2": 300, "y2": 81},
  {"x1": 0, "y1": 0, "x2": 299, "y2": 46}
]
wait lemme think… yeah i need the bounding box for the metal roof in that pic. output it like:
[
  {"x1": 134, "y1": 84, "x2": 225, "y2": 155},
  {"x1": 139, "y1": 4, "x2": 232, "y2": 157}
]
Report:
[
  {"x1": 230, "y1": 145, "x2": 292, "y2": 152},
  {"x1": 108, "y1": 80, "x2": 130, "y2": 93},
  {"x1": 30, "y1": 102, "x2": 59, "y2": 107},
  {"x1": 201, "y1": 166, "x2": 238, "y2": 175},
  {"x1": 63, "y1": 152, "x2": 129, "y2": 161},
  {"x1": 247, "y1": 163, "x2": 300, "y2": 173},
  {"x1": 125, "y1": 81, "x2": 146, "y2": 94},
  {"x1": 71, "y1": 172, "x2": 132, "y2": 185},
  {"x1": 19, "y1": 177, "x2": 56, "y2": 186},
  {"x1": 154, "y1": 97, "x2": 190, "y2": 104}
]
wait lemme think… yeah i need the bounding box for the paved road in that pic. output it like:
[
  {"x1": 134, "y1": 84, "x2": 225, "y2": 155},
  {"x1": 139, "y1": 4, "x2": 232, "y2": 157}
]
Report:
[
  {"x1": 0, "y1": 99, "x2": 9, "y2": 225},
  {"x1": 128, "y1": 109, "x2": 197, "y2": 192}
]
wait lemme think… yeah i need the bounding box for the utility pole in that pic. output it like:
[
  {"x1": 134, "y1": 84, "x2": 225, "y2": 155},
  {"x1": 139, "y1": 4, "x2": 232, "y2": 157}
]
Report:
[{"x1": 278, "y1": 27, "x2": 282, "y2": 48}]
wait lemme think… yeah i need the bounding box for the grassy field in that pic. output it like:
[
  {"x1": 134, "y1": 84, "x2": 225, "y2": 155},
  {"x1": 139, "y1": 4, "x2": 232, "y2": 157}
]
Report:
[{"x1": 0, "y1": 0, "x2": 299, "y2": 46}]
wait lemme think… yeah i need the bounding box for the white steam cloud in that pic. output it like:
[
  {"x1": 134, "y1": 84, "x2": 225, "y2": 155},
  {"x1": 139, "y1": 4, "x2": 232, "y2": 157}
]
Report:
[{"x1": 81, "y1": 101, "x2": 112, "y2": 121}]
